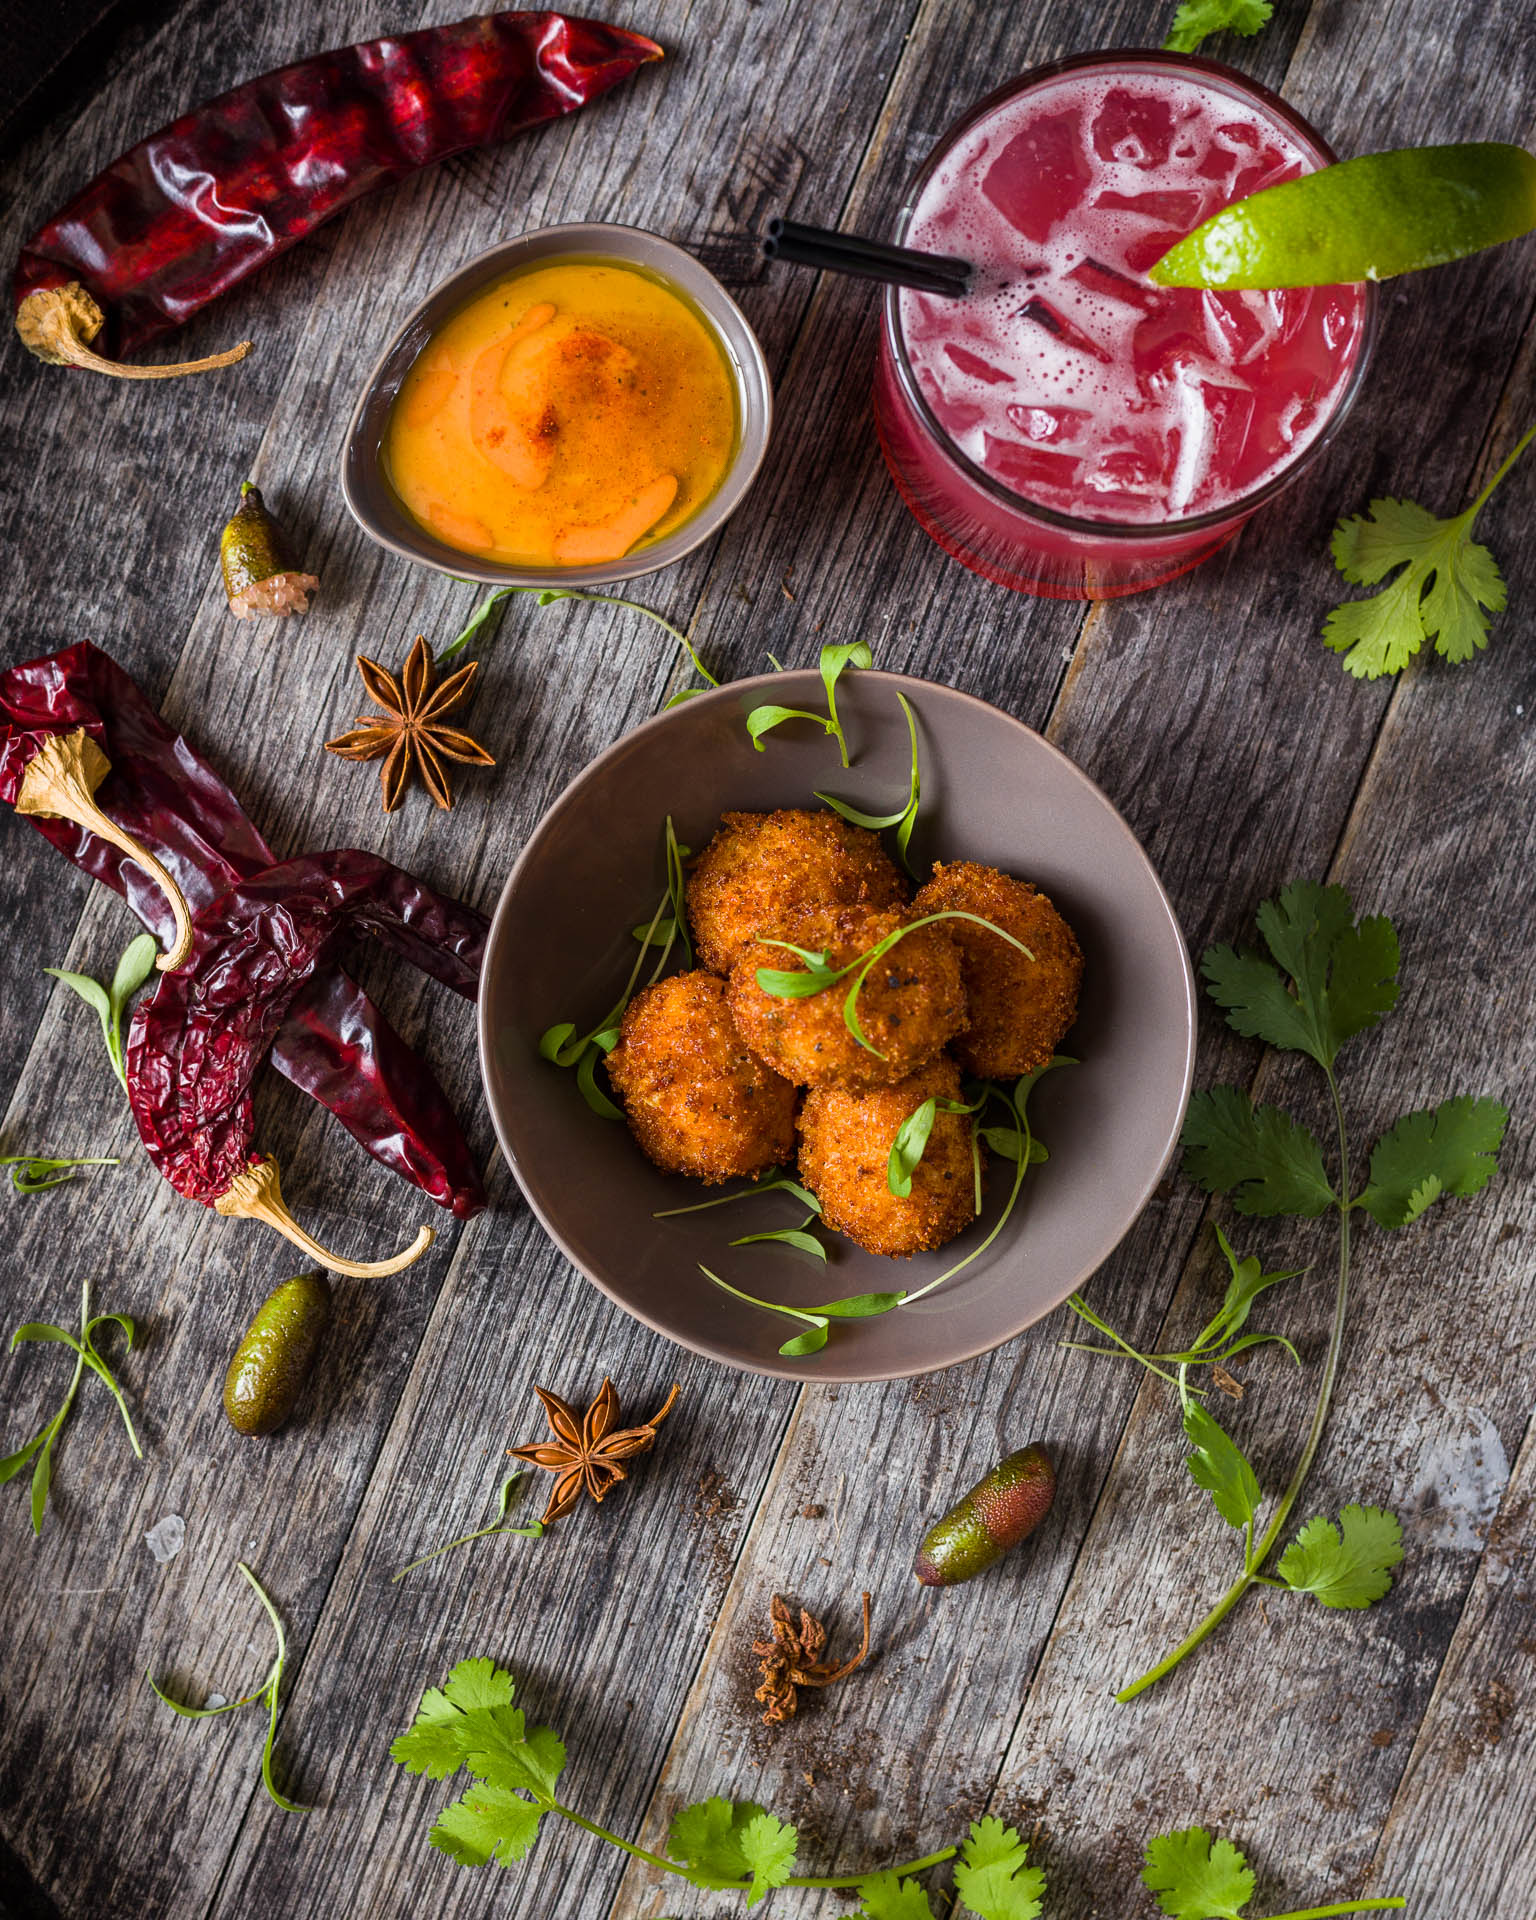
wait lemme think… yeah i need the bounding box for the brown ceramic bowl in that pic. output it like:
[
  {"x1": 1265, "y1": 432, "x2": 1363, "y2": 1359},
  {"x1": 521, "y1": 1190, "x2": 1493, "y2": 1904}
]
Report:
[{"x1": 478, "y1": 671, "x2": 1196, "y2": 1381}]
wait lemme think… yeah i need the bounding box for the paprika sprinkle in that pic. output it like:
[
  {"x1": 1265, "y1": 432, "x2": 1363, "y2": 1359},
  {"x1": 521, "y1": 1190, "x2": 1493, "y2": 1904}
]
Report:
[
  {"x1": 127, "y1": 850, "x2": 487, "y2": 1274},
  {"x1": 13, "y1": 12, "x2": 663, "y2": 379},
  {"x1": 0, "y1": 644, "x2": 487, "y2": 1220}
]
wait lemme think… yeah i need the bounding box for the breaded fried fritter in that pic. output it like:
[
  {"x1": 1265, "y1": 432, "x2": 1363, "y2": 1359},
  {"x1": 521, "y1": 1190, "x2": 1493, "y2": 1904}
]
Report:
[
  {"x1": 798, "y1": 1056, "x2": 981, "y2": 1258},
  {"x1": 605, "y1": 971, "x2": 797, "y2": 1183},
  {"x1": 912, "y1": 862, "x2": 1082, "y2": 1078},
  {"x1": 686, "y1": 808, "x2": 907, "y2": 976},
  {"x1": 728, "y1": 901, "x2": 965, "y2": 1091}
]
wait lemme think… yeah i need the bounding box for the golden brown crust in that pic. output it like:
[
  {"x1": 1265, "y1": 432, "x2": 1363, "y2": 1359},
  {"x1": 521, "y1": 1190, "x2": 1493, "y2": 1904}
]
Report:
[
  {"x1": 727, "y1": 901, "x2": 965, "y2": 1091},
  {"x1": 605, "y1": 971, "x2": 797, "y2": 1183},
  {"x1": 912, "y1": 862, "x2": 1082, "y2": 1078},
  {"x1": 686, "y1": 808, "x2": 908, "y2": 976},
  {"x1": 798, "y1": 1056, "x2": 981, "y2": 1258}
]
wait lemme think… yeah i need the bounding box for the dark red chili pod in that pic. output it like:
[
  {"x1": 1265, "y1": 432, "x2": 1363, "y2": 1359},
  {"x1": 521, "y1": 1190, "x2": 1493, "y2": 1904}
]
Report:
[{"x1": 14, "y1": 12, "x2": 664, "y2": 378}]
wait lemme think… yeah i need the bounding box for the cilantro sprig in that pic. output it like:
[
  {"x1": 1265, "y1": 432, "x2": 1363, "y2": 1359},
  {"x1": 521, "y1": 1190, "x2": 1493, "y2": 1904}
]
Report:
[
  {"x1": 45, "y1": 931, "x2": 158, "y2": 1093},
  {"x1": 391, "y1": 1659, "x2": 1039, "y2": 1911},
  {"x1": 1142, "y1": 1825, "x2": 1404, "y2": 1918},
  {"x1": 1, "y1": 1278, "x2": 142, "y2": 1533},
  {"x1": 1322, "y1": 420, "x2": 1535, "y2": 678},
  {"x1": 148, "y1": 1562, "x2": 307, "y2": 1813},
  {"x1": 1081, "y1": 882, "x2": 1506, "y2": 1700},
  {"x1": 1162, "y1": 0, "x2": 1273, "y2": 56}
]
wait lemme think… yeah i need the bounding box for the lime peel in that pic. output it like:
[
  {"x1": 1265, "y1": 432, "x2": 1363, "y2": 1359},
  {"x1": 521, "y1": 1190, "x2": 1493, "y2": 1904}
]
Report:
[{"x1": 1150, "y1": 142, "x2": 1536, "y2": 289}]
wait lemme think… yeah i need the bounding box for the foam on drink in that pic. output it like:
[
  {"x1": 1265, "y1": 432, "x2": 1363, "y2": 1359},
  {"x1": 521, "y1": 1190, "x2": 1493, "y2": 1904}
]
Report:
[{"x1": 899, "y1": 70, "x2": 1366, "y2": 523}]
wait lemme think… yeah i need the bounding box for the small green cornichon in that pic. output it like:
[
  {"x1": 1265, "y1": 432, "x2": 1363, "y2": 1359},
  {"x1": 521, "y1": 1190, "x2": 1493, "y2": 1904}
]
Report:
[
  {"x1": 223, "y1": 1273, "x2": 332, "y2": 1436},
  {"x1": 220, "y1": 480, "x2": 319, "y2": 618},
  {"x1": 913, "y1": 1444, "x2": 1055, "y2": 1586}
]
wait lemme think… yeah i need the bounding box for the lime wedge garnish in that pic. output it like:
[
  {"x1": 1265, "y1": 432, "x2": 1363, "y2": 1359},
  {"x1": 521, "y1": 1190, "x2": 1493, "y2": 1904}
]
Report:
[{"x1": 1150, "y1": 142, "x2": 1536, "y2": 288}]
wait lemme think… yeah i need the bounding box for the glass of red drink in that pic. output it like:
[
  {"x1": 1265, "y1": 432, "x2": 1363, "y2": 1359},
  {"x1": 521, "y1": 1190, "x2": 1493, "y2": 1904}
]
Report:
[{"x1": 873, "y1": 51, "x2": 1377, "y2": 599}]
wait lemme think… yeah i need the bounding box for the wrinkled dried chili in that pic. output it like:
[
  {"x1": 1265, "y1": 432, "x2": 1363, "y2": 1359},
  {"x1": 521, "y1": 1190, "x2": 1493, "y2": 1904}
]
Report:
[
  {"x1": 14, "y1": 11, "x2": 663, "y2": 378},
  {"x1": 127, "y1": 850, "x2": 486, "y2": 1273},
  {"x1": 0, "y1": 643, "x2": 486, "y2": 1219}
]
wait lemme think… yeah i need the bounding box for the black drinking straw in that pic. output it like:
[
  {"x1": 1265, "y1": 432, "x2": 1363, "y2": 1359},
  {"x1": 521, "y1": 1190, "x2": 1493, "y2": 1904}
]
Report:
[{"x1": 762, "y1": 218, "x2": 973, "y2": 297}]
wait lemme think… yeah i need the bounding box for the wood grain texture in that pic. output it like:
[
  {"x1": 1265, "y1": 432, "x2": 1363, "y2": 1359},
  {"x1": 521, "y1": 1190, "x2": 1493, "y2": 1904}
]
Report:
[{"x1": 1, "y1": 0, "x2": 1534, "y2": 1916}]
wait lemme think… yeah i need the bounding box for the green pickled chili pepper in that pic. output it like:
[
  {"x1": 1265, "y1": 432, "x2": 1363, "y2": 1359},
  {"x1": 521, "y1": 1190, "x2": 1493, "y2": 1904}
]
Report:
[
  {"x1": 913, "y1": 1443, "x2": 1056, "y2": 1586},
  {"x1": 223, "y1": 1272, "x2": 332, "y2": 1435},
  {"x1": 220, "y1": 480, "x2": 319, "y2": 618}
]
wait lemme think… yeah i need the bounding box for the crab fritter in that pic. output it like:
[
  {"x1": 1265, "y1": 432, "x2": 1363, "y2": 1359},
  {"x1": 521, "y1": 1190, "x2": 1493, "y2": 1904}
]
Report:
[
  {"x1": 604, "y1": 971, "x2": 797, "y2": 1183},
  {"x1": 912, "y1": 862, "x2": 1082, "y2": 1078},
  {"x1": 728, "y1": 901, "x2": 965, "y2": 1091},
  {"x1": 686, "y1": 808, "x2": 908, "y2": 975},
  {"x1": 798, "y1": 1057, "x2": 980, "y2": 1258}
]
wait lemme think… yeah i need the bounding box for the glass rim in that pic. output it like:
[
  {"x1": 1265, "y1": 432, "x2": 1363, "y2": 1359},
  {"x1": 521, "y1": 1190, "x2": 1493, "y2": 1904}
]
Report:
[{"x1": 881, "y1": 47, "x2": 1380, "y2": 541}]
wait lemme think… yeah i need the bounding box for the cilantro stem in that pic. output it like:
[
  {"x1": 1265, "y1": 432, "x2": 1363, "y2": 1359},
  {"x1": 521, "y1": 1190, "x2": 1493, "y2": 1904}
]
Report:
[
  {"x1": 1466, "y1": 419, "x2": 1536, "y2": 519},
  {"x1": 1117, "y1": 1067, "x2": 1352, "y2": 1701},
  {"x1": 1272, "y1": 1905, "x2": 1405, "y2": 1918},
  {"x1": 540, "y1": 1797, "x2": 683, "y2": 1877},
  {"x1": 785, "y1": 1847, "x2": 959, "y2": 1888}
]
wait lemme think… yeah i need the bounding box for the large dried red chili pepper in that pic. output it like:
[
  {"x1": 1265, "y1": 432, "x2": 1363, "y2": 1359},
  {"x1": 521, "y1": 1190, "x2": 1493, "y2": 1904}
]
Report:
[
  {"x1": 127, "y1": 850, "x2": 486, "y2": 1274},
  {"x1": 14, "y1": 11, "x2": 663, "y2": 379},
  {"x1": 0, "y1": 643, "x2": 486, "y2": 1219}
]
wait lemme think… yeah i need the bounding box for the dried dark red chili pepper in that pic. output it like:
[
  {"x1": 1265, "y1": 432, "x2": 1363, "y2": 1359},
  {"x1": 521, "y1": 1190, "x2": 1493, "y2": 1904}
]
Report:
[
  {"x1": 127, "y1": 850, "x2": 486, "y2": 1274},
  {"x1": 14, "y1": 11, "x2": 663, "y2": 379},
  {"x1": 0, "y1": 643, "x2": 486, "y2": 1219}
]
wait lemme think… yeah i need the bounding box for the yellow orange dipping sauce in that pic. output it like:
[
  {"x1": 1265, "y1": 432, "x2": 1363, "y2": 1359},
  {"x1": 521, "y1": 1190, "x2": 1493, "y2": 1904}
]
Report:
[{"x1": 382, "y1": 258, "x2": 738, "y2": 568}]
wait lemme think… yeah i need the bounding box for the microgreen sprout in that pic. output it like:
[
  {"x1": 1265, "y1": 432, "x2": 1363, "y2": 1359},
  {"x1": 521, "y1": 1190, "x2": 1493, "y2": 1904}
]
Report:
[
  {"x1": 816, "y1": 690, "x2": 922, "y2": 874},
  {"x1": 887, "y1": 1088, "x2": 985, "y2": 1199},
  {"x1": 701, "y1": 1061, "x2": 1069, "y2": 1358},
  {"x1": 745, "y1": 640, "x2": 871, "y2": 767},
  {"x1": 754, "y1": 910, "x2": 1033, "y2": 1059},
  {"x1": 438, "y1": 583, "x2": 717, "y2": 703},
  {"x1": 1, "y1": 1277, "x2": 141, "y2": 1534},
  {"x1": 44, "y1": 931, "x2": 158, "y2": 1093},
  {"x1": 148, "y1": 1561, "x2": 307, "y2": 1812},
  {"x1": 0, "y1": 1153, "x2": 119, "y2": 1194},
  {"x1": 653, "y1": 1172, "x2": 821, "y2": 1219},
  {"x1": 393, "y1": 1472, "x2": 544, "y2": 1582},
  {"x1": 539, "y1": 817, "x2": 690, "y2": 1117}
]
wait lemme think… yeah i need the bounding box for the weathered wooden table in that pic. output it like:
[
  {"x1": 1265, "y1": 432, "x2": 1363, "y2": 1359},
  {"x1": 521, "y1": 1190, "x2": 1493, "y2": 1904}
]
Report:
[{"x1": 1, "y1": 2, "x2": 1532, "y2": 1914}]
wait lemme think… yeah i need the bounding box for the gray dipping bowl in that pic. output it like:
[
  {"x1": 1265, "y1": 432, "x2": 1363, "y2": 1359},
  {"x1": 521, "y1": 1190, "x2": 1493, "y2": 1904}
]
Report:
[{"x1": 339, "y1": 224, "x2": 772, "y2": 588}]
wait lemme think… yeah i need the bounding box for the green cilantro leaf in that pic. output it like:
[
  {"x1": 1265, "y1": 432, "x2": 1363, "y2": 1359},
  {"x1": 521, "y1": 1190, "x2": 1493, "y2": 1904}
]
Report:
[
  {"x1": 1277, "y1": 1505, "x2": 1404, "y2": 1609},
  {"x1": 1203, "y1": 882, "x2": 1398, "y2": 1069},
  {"x1": 1163, "y1": 0, "x2": 1272, "y2": 55},
  {"x1": 458, "y1": 1705, "x2": 566, "y2": 1796},
  {"x1": 1182, "y1": 1399, "x2": 1260, "y2": 1533},
  {"x1": 1356, "y1": 1096, "x2": 1508, "y2": 1228},
  {"x1": 668, "y1": 1796, "x2": 772, "y2": 1889},
  {"x1": 430, "y1": 1782, "x2": 545, "y2": 1867},
  {"x1": 738, "y1": 1810, "x2": 799, "y2": 1905},
  {"x1": 857, "y1": 1870, "x2": 937, "y2": 1919},
  {"x1": 1142, "y1": 1826, "x2": 1255, "y2": 1918},
  {"x1": 441, "y1": 1657, "x2": 519, "y2": 1712},
  {"x1": 952, "y1": 1816, "x2": 1046, "y2": 1920},
  {"x1": 1324, "y1": 496, "x2": 1506, "y2": 678},
  {"x1": 1181, "y1": 1088, "x2": 1335, "y2": 1217}
]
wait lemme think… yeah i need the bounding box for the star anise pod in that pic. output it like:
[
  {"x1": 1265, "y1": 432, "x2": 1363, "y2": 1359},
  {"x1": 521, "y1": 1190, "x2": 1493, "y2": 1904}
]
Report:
[
  {"x1": 509, "y1": 1376, "x2": 680, "y2": 1525},
  {"x1": 753, "y1": 1590, "x2": 872, "y2": 1725},
  {"x1": 324, "y1": 634, "x2": 494, "y2": 811}
]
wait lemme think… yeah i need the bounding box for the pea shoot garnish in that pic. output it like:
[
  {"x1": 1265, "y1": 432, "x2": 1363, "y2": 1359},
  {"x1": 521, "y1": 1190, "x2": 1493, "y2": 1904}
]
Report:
[
  {"x1": 393, "y1": 1471, "x2": 544, "y2": 1582},
  {"x1": 754, "y1": 910, "x2": 1033, "y2": 1059},
  {"x1": 0, "y1": 1152, "x2": 119, "y2": 1193},
  {"x1": 745, "y1": 641, "x2": 871, "y2": 766},
  {"x1": 701, "y1": 1060, "x2": 1070, "y2": 1358},
  {"x1": 44, "y1": 930, "x2": 158, "y2": 1093},
  {"x1": 539, "y1": 817, "x2": 690, "y2": 1117},
  {"x1": 439, "y1": 583, "x2": 717, "y2": 705},
  {"x1": 815, "y1": 689, "x2": 922, "y2": 874}
]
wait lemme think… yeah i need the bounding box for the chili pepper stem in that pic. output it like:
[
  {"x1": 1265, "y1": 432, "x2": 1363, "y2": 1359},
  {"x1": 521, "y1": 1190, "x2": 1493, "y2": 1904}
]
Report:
[
  {"x1": 15, "y1": 729, "x2": 194, "y2": 969},
  {"x1": 214, "y1": 1157, "x2": 434, "y2": 1277},
  {"x1": 15, "y1": 284, "x2": 252, "y2": 379}
]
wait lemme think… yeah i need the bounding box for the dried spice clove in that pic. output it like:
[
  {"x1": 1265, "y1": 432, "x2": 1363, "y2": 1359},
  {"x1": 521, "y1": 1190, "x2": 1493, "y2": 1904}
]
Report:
[
  {"x1": 509, "y1": 1377, "x2": 680, "y2": 1525},
  {"x1": 325, "y1": 636, "x2": 494, "y2": 811},
  {"x1": 753, "y1": 1590, "x2": 872, "y2": 1724}
]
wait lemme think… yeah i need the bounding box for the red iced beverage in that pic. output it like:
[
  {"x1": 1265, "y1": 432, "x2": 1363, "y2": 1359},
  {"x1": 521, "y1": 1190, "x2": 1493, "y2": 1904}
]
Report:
[{"x1": 874, "y1": 53, "x2": 1375, "y2": 598}]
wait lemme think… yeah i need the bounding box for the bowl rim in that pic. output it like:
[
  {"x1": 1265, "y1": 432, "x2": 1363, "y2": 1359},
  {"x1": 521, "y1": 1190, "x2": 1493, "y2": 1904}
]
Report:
[
  {"x1": 477, "y1": 668, "x2": 1199, "y2": 1380},
  {"x1": 338, "y1": 222, "x2": 774, "y2": 589}
]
